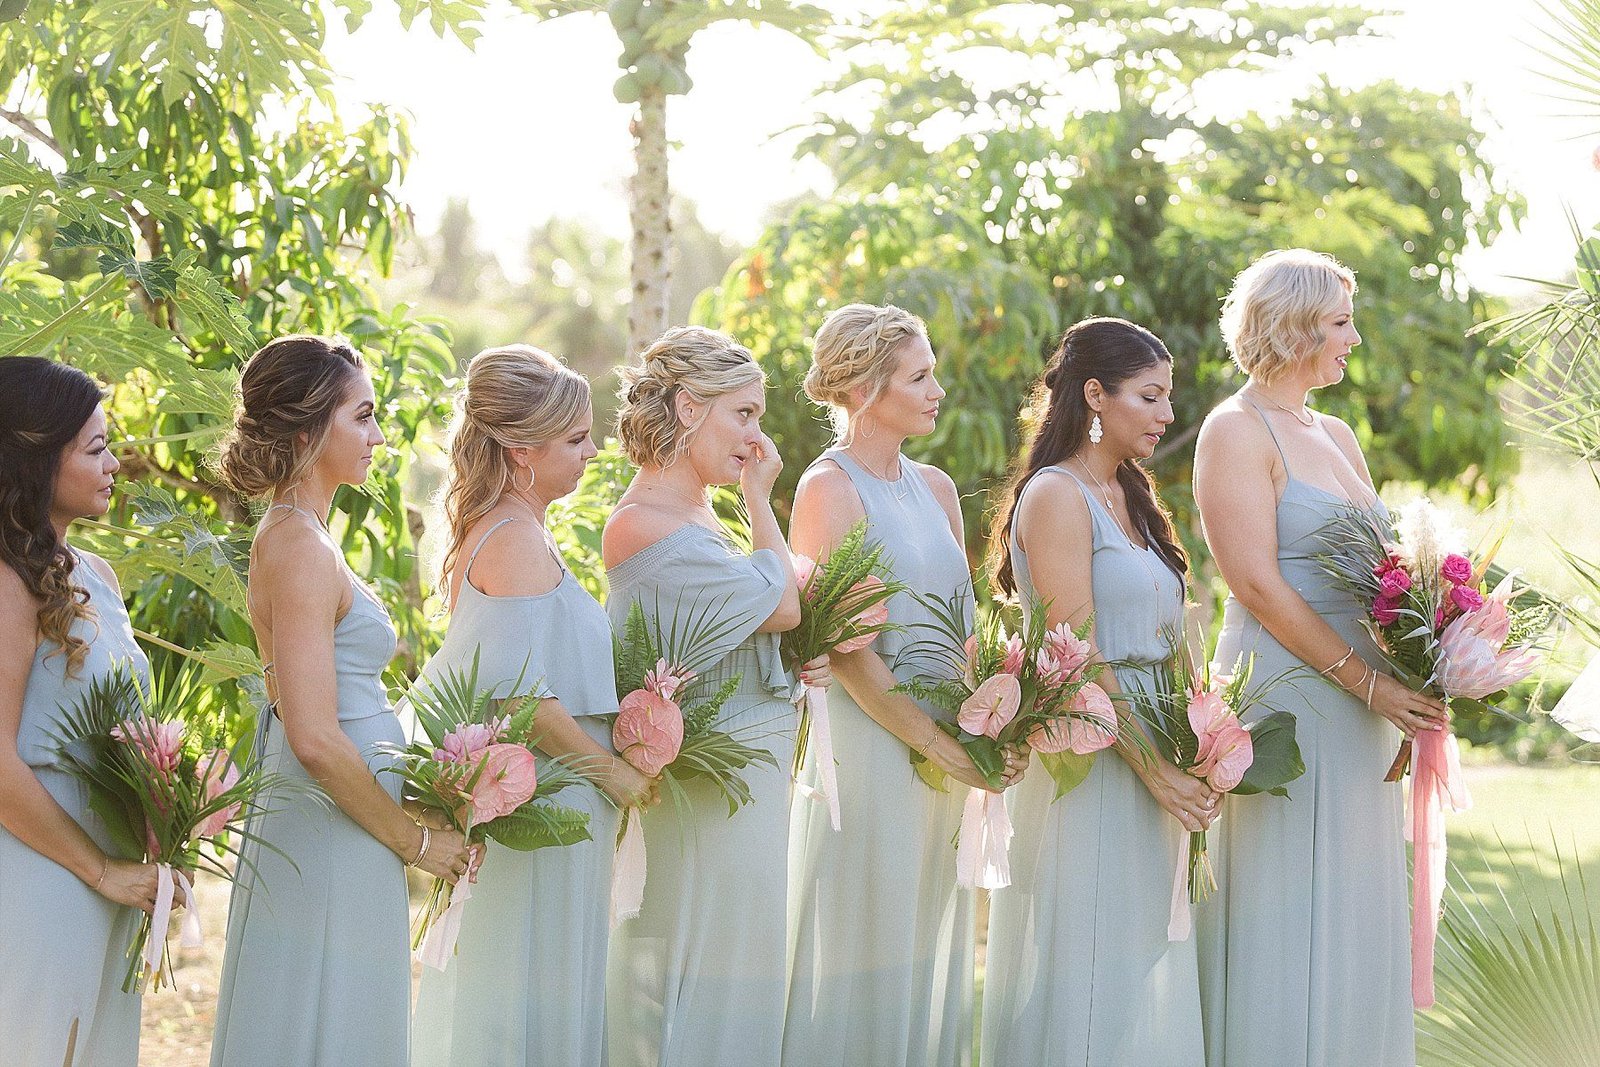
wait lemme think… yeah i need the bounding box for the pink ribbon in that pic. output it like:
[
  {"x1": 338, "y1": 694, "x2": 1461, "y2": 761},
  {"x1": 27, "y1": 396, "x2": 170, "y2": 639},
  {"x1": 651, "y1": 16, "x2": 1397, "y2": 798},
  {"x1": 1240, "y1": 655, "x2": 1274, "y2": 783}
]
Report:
[
  {"x1": 955, "y1": 788, "x2": 1013, "y2": 889},
  {"x1": 1167, "y1": 832, "x2": 1192, "y2": 942},
  {"x1": 143, "y1": 864, "x2": 200, "y2": 985},
  {"x1": 1407, "y1": 728, "x2": 1472, "y2": 1008},
  {"x1": 416, "y1": 877, "x2": 475, "y2": 971},
  {"x1": 610, "y1": 809, "x2": 647, "y2": 929},
  {"x1": 792, "y1": 686, "x2": 841, "y2": 832}
]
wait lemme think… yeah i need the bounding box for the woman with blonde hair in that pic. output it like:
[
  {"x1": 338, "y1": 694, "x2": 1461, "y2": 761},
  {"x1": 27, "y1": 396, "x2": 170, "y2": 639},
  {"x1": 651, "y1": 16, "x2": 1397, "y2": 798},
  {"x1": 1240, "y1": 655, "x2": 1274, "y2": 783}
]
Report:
[
  {"x1": 602, "y1": 325, "x2": 828, "y2": 1067},
  {"x1": 1193, "y1": 250, "x2": 1445, "y2": 1065},
  {"x1": 782, "y1": 303, "x2": 1021, "y2": 1066},
  {"x1": 410, "y1": 343, "x2": 659, "y2": 1067},
  {"x1": 0, "y1": 357, "x2": 181, "y2": 1066},
  {"x1": 209, "y1": 335, "x2": 473, "y2": 1066}
]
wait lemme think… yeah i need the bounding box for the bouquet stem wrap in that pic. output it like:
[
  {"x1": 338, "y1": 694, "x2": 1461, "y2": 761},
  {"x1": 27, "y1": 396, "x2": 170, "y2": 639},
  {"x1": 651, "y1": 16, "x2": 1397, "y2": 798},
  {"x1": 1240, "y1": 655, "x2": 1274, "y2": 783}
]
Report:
[
  {"x1": 416, "y1": 878, "x2": 475, "y2": 971},
  {"x1": 793, "y1": 686, "x2": 841, "y2": 832},
  {"x1": 955, "y1": 788, "x2": 1012, "y2": 889},
  {"x1": 1407, "y1": 728, "x2": 1471, "y2": 1008},
  {"x1": 610, "y1": 809, "x2": 647, "y2": 928},
  {"x1": 144, "y1": 864, "x2": 201, "y2": 982}
]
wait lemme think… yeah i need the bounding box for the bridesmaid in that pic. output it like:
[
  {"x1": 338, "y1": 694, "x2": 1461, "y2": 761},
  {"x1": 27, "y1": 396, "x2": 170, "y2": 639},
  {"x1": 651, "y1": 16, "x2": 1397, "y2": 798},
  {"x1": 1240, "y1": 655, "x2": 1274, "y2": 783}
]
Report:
[
  {"x1": 982, "y1": 317, "x2": 1213, "y2": 1065},
  {"x1": 0, "y1": 357, "x2": 178, "y2": 1067},
  {"x1": 210, "y1": 335, "x2": 473, "y2": 1066},
  {"x1": 410, "y1": 344, "x2": 659, "y2": 1067},
  {"x1": 1194, "y1": 249, "x2": 1447, "y2": 1066},
  {"x1": 783, "y1": 303, "x2": 1022, "y2": 1067},
  {"x1": 603, "y1": 325, "x2": 826, "y2": 1067}
]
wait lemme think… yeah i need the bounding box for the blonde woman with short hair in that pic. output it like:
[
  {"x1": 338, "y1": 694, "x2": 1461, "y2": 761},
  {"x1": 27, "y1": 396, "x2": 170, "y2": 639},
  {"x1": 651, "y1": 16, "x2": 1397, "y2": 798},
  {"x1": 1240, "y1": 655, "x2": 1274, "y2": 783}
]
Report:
[
  {"x1": 1193, "y1": 250, "x2": 1446, "y2": 1066},
  {"x1": 602, "y1": 326, "x2": 828, "y2": 1067},
  {"x1": 409, "y1": 344, "x2": 659, "y2": 1067}
]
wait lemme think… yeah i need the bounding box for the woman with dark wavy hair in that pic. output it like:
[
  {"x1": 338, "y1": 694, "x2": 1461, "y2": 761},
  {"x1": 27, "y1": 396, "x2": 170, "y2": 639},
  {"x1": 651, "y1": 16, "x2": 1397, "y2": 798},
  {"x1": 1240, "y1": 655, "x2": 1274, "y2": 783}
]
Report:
[
  {"x1": 980, "y1": 318, "x2": 1209, "y2": 1065},
  {"x1": 0, "y1": 356, "x2": 178, "y2": 1066}
]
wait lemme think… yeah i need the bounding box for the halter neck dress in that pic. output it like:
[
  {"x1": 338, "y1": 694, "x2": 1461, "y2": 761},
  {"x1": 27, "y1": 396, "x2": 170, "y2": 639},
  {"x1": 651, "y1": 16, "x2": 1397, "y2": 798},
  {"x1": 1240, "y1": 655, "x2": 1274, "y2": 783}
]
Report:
[
  {"x1": 603, "y1": 522, "x2": 799, "y2": 1067},
  {"x1": 1196, "y1": 402, "x2": 1412, "y2": 1066},
  {"x1": 783, "y1": 448, "x2": 976, "y2": 1067},
  {"x1": 0, "y1": 549, "x2": 147, "y2": 1067},
  {"x1": 211, "y1": 507, "x2": 410, "y2": 1066},
  {"x1": 410, "y1": 517, "x2": 620, "y2": 1067},
  {"x1": 980, "y1": 466, "x2": 1202, "y2": 1066}
]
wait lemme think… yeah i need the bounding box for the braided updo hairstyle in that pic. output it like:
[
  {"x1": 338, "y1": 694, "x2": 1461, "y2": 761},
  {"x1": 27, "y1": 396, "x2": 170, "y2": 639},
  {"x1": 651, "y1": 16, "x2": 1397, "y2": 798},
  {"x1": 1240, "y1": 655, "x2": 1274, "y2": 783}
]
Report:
[
  {"x1": 990, "y1": 317, "x2": 1188, "y2": 596},
  {"x1": 0, "y1": 357, "x2": 105, "y2": 675},
  {"x1": 804, "y1": 303, "x2": 927, "y2": 439},
  {"x1": 615, "y1": 326, "x2": 765, "y2": 468},
  {"x1": 216, "y1": 335, "x2": 364, "y2": 500}
]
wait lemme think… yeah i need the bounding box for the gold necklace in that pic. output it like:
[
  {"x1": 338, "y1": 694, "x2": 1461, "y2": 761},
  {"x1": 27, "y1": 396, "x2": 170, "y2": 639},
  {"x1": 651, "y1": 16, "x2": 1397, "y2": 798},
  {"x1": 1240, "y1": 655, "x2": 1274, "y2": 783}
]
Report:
[
  {"x1": 639, "y1": 480, "x2": 715, "y2": 517},
  {"x1": 845, "y1": 445, "x2": 909, "y2": 501},
  {"x1": 1248, "y1": 385, "x2": 1315, "y2": 426},
  {"x1": 1069, "y1": 459, "x2": 1166, "y2": 635},
  {"x1": 1072, "y1": 458, "x2": 1139, "y2": 550}
]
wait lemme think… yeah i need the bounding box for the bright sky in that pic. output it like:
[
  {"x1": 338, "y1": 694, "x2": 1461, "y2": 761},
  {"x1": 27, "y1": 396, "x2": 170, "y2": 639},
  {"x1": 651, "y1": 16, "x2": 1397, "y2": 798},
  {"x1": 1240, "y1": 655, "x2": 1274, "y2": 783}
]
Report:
[{"x1": 324, "y1": 0, "x2": 1600, "y2": 294}]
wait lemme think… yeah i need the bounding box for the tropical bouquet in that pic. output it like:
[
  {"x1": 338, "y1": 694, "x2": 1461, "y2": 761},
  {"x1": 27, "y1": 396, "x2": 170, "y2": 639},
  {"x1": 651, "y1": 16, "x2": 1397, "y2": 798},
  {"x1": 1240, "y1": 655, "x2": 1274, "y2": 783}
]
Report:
[
  {"x1": 608, "y1": 594, "x2": 778, "y2": 922},
  {"x1": 783, "y1": 520, "x2": 903, "y2": 832},
  {"x1": 52, "y1": 662, "x2": 306, "y2": 992},
  {"x1": 387, "y1": 655, "x2": 593, "y2": 969},
  {"x1": 895, "y1": 594, "x2": 1117, "y2": 888},
  {"x1": 1317, "y1": 497, "x2": 1556, "y2": 1005},
  {"x1": 1141, "y1": 634, "x2": 1304, "y2": 940}
]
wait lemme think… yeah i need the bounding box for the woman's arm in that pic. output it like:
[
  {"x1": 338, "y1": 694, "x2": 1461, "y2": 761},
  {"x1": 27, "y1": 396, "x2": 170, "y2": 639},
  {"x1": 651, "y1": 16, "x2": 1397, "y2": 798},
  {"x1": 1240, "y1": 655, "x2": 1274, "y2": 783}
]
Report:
[
  {"x1": 1194, "y1": 408, "x2": 1445, "y2": 736},
  {"x1": 256, "y1": 525, "x2": 472, "y2": 882},
  {"x1": 1015, "y1": 472, "x2": 1216, "y2": 831},
  {"x1": 745, "y1": 432, "x2": 801, "y2": 632}
]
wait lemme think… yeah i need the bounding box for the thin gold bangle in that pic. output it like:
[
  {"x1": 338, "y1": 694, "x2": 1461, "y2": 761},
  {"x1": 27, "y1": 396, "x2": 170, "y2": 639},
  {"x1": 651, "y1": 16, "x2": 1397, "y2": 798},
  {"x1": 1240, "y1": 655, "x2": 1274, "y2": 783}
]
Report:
[
  {"x1": 406, "y1": 825, "x2": 431, "y2": 868},
  {"x1": 914, "y1": 723, "x2": 939, "y2": 759},
  {"x1": 92, "y1": 854, "x2": 109, "y2": 892},
  {"x1": 1364, "y1": 668, "x2": 1379, "y2": 710},
  {"x1": 1319, "y1": 646, "x2": 1356, "y2": 678}
]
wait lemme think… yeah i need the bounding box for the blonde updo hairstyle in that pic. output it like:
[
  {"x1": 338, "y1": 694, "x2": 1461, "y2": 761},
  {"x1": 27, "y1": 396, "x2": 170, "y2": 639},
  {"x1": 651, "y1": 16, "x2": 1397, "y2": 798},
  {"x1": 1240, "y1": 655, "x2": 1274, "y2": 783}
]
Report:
[
  {"x1": 439, "y1": 344, "x2": 591, "y2": 587},
  {"x1": 217, "y1": 335, "x2": 364, "y2": 500},
  {"x1": 616, "y1": 326, "x2": 764, "y2": 469},
  {"x1": 804, "y1": 303, "x2": 928, "y2": 440},
  {"x1": 1219, "y1": 248, "x2": 1357, "y2": 386}
]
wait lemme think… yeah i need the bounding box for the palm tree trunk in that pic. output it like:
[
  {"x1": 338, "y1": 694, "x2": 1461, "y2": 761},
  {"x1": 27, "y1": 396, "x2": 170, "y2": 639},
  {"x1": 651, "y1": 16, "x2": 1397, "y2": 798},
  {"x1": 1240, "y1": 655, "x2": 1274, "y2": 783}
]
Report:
[{"x1": 628, "y1": 85, "x2": 671, "y2": 359}]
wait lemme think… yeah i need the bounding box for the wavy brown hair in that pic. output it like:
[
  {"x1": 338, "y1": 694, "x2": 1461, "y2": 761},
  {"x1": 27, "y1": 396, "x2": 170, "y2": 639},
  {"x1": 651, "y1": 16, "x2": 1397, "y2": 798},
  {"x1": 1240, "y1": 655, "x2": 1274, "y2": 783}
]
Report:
[
  {"x1": 990, "y1": 317, "x2": 1188, "y2": 596},
  {"x1": 0, "y1": 357, "x2": 106, "y2": 674}
]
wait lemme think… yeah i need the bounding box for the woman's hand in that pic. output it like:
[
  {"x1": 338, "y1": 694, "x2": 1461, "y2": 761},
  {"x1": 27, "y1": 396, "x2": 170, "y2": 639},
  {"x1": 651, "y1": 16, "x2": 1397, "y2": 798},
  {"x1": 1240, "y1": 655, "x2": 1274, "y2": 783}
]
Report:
[
  {"x1": 927, "y1": 731, "x2": 1027, "y2": 793},
  {"x1": 740, "y1": 432, "x2": 783, "y2": 501},
  {"x1": 1139, "y1": 760, "x2": 1219, "y2": 834},
  {"x1": 1366, "y1": 672, "x2": 1449, "y2": 738},
  {"x1": 601, "y1": 757, "x2": 661, "y2": 810},
  {"x1": 414, "y1": 825, "x2": 477, "y2": 885},
  {"x1": 95, "y1": 859, "x2": 186, "y2": 915},
  {"x1": 798, "y1": 654, "x2": 832, "y2": 690}
]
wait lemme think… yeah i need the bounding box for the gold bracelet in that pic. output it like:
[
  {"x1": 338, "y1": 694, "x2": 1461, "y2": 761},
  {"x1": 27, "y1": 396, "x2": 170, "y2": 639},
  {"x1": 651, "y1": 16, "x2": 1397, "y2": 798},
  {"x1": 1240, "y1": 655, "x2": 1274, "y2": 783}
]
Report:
[
  {"x1": 914, "y1": 724, "x2": 939, "y2": 759},
  {"x1": 92, "y1": 854, "x2": 109, "y2": 892},
  {"x1": 1364, "y1": 668, "x2": 1379, "y2": 710},
  {"x1": 1319, "y1": 646, "x2": 1356, "y2": 678},
  {"x1": 406, "y1": 825, "x2": 431, "y2": 868}
]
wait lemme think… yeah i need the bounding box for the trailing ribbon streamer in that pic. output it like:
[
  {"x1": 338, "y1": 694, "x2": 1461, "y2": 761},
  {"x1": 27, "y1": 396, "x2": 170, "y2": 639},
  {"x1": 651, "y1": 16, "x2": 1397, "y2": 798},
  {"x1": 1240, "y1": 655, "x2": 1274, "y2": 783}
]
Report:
[
  {"x1": 954, "y1": 788, "x2": 1013, "y2": 889},
  {"x1": 416, "y1": 877, "x2": 475, "y2": 971},
  {"x1": 1167, "y1": 833, "x2": 1192, "y2": 942},
  {"x1": 791, "y1": 686, "x2": 841, "y2": 832},
  {"x1": 143, "y1": 864, "x2": 200, "y2": 984},
  {"x1": 610, "y1": 809, "x2": 647, "y2": 928},
  {"x1": 1407, "y1": 728, "x2": 1471, "y2": 1008}
]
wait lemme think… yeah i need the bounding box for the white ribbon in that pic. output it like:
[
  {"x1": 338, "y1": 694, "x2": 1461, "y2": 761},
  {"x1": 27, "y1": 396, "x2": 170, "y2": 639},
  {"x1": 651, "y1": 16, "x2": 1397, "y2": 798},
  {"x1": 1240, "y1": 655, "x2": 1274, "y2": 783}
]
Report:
[
  {"x1": 144, "y1": 864, "x2": 200, "y2": 981},
  {"x1": 955, "y1": 788, "x2": 1013, "y2": 889},
  {"x1": 792, "y1": 686, "x2": 841, "y2": 832},
  {"x1": 416, "y1": 877, "x2": 474, "y2": 971},
  {"x1": 1167, "y1": 833, "x2": 1192, "y2": 942},
  {"x1": 610, "y1": 809, "x2": 647, "y2": 929}
]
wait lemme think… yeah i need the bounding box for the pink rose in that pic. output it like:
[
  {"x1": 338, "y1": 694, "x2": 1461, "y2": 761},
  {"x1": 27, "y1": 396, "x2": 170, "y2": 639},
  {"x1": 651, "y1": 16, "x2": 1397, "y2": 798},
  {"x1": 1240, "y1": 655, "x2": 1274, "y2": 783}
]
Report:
[
  {"x1": 1449, "y1": 585, "x2": 1484, "y2": 614},
  {"x1": 791, "y1": 554, "x2": 819, "y2": 600},
  {"x1": 1440, "y1": 554, "x2": 1473, "y2": 586},
  {"x1": 643, "y1": 659, "x2": 695, "y2": 702},
  {"x1": 613, "y1": 688, "x2": 684, "y2": 776},
  {"x1": 1372, "y1": 595, "x2": 1401, "y2": 626},
  {"x1": 110, "y1": 715, "x2": 185, "y2": 777},
  {"x1": 1062, "y1": 682, "x2": 1117, "y2": 754},
  {"x1": 192, "y1": 749, "x2": 242, "y2": 839},
  {"x1": 1000, "y1": 636, "x2": 1026, "y2": 677},
  {"x1": 1191, "y1": 721, "x2": 1253, "y2": 792},
  {"x1": 834, "y1": 576, "x2": 890, "y2": 654},
  {"x1": 958, "y1": 674, "x2": 1023, "y2": 740},
  {"x1": 467, "y1": 743, "x2": 538, "y2": 823},
  {"x1": 1378, "y1": 568, "x2": 1411, "y2": 598},
  {"x1": 436, "y1": 721, "x2": 500, "y2": 765}
]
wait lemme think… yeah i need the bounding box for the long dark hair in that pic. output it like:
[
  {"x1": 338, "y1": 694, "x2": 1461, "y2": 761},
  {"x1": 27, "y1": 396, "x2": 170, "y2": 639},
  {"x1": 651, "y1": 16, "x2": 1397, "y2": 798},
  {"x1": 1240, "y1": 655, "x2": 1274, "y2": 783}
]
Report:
[
  {"x1": 0, "y1": 357, "x2": 106, "y2": 673},
  {"x1": 991, "y1": 317, "x2": 1188, "y2": 595}
]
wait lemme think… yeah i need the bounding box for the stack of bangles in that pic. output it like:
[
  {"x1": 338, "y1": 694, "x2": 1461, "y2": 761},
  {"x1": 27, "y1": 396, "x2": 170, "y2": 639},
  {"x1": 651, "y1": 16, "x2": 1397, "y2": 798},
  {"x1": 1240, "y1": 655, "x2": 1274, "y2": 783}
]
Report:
[{"x1": 1318, "y1": 645, "x2": 1379, "y2": 709}]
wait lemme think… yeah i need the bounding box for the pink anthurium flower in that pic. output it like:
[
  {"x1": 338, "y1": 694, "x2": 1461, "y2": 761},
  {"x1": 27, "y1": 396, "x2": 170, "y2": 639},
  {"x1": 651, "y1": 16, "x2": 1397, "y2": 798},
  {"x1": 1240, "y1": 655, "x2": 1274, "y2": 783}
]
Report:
[
  {"x1": 613, "y1": 688, "x2": 685, "y2": 776},
  {"x1": 958, "y1": 674, "x2": 1023, "y2": 740},
  {"x1": 467, "y1": 743, "x2": 538, "y2": 823}
]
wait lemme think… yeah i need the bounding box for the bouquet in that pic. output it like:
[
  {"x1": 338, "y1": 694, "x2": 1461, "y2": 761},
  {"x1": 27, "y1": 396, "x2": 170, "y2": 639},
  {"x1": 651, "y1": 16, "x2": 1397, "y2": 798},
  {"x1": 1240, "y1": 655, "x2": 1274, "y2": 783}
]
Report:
[
  {"x1": 1318, "y1": 497, "x2": 1554, "y2": 1005},
  {"x1": 1143, "y1": 635, "x2": 1304, "y2": 940},
  {"x1": 52, "y1": 663, "x2": 304, "y2": 992},
  {"x1": 388, "y1": 655, "x2": 593, "y2": 969},
  {"x1": 782, "y1": 520, "x2": 903, "y2": 831},
  {"x1": 895, "y1": 594, "x2": 1117, "y2": 889},
  {"x1": 609, "y1": 595, "x2": 779, "y2": 923}
]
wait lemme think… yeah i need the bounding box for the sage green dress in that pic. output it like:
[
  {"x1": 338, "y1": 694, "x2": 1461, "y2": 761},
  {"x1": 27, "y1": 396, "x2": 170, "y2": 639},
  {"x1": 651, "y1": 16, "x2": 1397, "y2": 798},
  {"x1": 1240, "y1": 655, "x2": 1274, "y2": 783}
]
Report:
[
  {"x1": 980, "y1": 467, "x2": 1202, "y2": 1066},
  {"x1": 0, "y1": 550, "x2": 146, "y2": 1067}
]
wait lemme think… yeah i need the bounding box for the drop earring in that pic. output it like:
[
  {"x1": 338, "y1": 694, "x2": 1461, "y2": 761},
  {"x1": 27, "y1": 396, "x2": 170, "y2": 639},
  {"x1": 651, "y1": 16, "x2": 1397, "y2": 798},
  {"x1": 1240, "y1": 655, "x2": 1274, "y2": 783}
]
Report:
[{"x1": 1088, "y1": 414, "x2": 1103, "y2": 445}]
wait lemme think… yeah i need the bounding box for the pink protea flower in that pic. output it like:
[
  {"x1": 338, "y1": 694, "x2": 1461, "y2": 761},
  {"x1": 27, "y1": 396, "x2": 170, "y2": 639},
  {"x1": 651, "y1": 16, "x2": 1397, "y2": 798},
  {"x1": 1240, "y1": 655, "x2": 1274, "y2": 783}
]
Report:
[
  {"x1": 435, "y1": 721, "x2": 500, "y2": 765},
  {"x1": 467, "y1": 743, "x2": 538, "y2": 823},
  {"x1": 1436, "y1": 594, "x2": 1540, "y2": 700},
  {"x1": 1041, "y1": 625, "x2": 1093, "y2": 678},
  {"x1": 791, "y1": 554, "x2": 819, "y2": 600},
  {"x1": 1062, "y1": 682, "x2": 1117, "y2": 754},
  {"x1": 613, "y1": 688, "x2": 685, "y2": 776},
  {"x1": 110, "y1": 716, "x2": 185, "y2": 777},
  {"x1": 834, "y1": 576, "x2": 890, "y2": 654},
  {"x1": 192, "y1": 750, "x2": 242, "y2": 839},
  {"x1": 643, "y1": 659, "x2": 695, "y2": 702},
  {"x1": 1439, "y1": 554, "x2": 1473, "y2": 586},
  {"x1": 958, "y1": 674, "x2": 1023, "y2": 739},
  {"x1": 1192, "y1": 720, "x2": 1253, "y2": 791}
]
